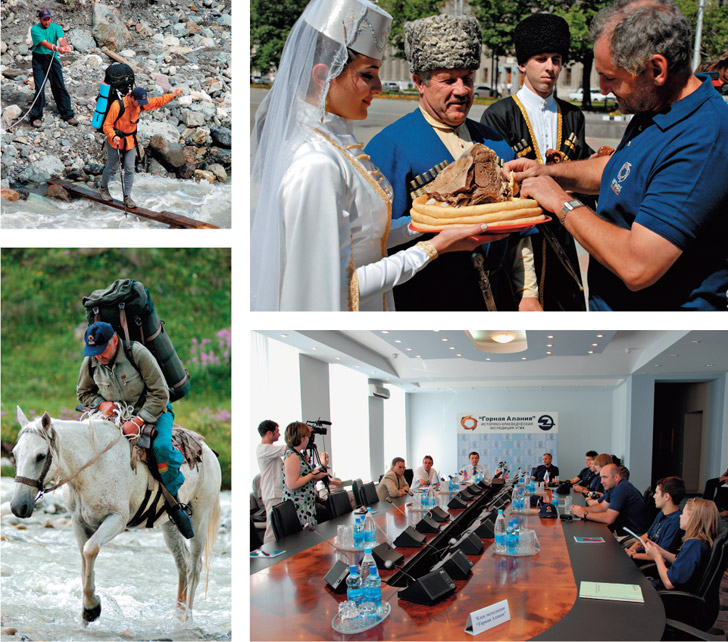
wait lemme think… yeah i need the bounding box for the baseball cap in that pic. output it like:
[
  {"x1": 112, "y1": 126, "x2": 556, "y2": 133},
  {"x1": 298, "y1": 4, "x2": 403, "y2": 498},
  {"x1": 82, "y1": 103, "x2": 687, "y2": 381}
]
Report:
[
  {"x1": 131, "y1": 87, "x2": 149, "y2": 106},
  {"x1": 83, "y1": 322, "x2": 115, "y2": 357},
  {"x1": 38, "y1": 9, "x2": 51, "y2": 18}
]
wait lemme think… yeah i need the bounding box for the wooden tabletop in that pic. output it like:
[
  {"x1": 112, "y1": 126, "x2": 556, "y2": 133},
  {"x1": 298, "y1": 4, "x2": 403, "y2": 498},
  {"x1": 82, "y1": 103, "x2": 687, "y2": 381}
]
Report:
[{"x1": 250, "y1": 490, "x2": 664, "y2": 640}]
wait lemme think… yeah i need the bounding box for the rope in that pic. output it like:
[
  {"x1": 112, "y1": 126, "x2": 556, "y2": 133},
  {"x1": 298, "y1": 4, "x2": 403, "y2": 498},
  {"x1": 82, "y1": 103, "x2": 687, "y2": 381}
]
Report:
[{"x1": 5, "y1": 51, "x2": 58, "y2": 132}]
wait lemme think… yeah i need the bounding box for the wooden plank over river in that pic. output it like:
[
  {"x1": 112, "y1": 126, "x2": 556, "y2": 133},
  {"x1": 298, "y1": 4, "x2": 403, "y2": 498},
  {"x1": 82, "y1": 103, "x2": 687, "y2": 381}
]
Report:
[{"x1": 47, "y1": 178, "x2": 220, "y2": 229}]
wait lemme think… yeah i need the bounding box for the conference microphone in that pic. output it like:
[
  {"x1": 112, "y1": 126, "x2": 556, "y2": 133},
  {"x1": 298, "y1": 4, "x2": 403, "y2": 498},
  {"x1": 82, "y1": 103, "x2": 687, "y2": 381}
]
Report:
[{"x1": 382, "y1": 559, "x2": 421, "y2": 585}]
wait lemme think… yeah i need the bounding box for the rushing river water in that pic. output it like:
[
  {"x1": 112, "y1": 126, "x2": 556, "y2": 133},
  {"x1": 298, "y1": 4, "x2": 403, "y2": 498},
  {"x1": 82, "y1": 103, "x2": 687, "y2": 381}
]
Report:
[
  {"x1": 0, "y1": 174, "x2": 231, "y2": 229},
  {"x1": 0, "y1": 477, "x2": 232, "y2": 641}
]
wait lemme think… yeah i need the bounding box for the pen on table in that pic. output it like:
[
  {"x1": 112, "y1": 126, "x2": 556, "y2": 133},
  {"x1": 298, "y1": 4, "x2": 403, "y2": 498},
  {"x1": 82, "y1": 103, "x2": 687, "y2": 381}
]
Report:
[{"x1": 258, "y1": 549, "x2": 271, "y2": 556}]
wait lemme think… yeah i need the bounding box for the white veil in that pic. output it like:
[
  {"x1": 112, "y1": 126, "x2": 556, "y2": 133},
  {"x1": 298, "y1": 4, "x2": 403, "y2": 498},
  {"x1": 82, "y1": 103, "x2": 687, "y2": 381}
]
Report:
[{"x1": 250, "y1": 0, "x2": 391, "y2": 311}]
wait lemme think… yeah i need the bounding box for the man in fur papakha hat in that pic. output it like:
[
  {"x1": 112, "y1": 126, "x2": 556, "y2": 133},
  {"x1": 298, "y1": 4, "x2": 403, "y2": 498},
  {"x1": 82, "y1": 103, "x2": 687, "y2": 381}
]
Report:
[
  {"x1": 482, "y1": 13, "x2": 592, "y2": 311},
  {"x1": 366, "y1": 14, "x2": 541, "y2": 312}
]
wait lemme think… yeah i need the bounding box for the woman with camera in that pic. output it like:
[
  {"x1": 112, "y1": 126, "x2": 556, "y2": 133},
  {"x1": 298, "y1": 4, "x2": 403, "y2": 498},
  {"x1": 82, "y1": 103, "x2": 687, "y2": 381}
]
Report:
[{"x1": 282, "y1": 422, "x2": 329, "y2": 528}]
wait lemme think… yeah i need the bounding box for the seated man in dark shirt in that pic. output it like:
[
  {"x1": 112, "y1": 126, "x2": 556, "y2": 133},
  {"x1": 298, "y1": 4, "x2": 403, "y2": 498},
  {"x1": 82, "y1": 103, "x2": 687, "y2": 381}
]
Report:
[
  {"x1": 583, "y1": 452, "x2": 612, "y2": 499},
  {"x1": 532, "y1": 453, "x2": 559, "y2": 483},
  {"x1": 570, "y1": 450, "x2": 598, "y2": 486},
  {"x1": 571, "y1": 463, "x2": 648, "y2": 536},
  {"x1": 644, "y1": 498, "x2": 719, "y2": 593},
  {"x1": 625, "y1": 476, "x2": 684, "y2": 562}
]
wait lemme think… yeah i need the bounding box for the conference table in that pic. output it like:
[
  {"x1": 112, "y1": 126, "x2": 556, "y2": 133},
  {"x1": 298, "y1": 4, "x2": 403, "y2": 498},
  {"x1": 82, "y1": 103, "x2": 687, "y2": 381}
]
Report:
[{"x1": 250, "y1": 486, "x2": 665, "y2": 640}]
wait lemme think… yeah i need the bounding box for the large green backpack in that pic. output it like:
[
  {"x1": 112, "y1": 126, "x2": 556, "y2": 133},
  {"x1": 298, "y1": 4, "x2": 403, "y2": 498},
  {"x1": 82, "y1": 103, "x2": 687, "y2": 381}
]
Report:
[{"x1": 82, "y1": 279, "x2": 190, "y2": 402}]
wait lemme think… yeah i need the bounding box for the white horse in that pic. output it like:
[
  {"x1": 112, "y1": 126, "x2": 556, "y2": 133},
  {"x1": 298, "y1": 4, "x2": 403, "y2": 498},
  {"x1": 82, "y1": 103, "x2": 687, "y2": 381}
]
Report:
[{"x1": 10, "y1": 406, "x2": 221, "y2": 624}]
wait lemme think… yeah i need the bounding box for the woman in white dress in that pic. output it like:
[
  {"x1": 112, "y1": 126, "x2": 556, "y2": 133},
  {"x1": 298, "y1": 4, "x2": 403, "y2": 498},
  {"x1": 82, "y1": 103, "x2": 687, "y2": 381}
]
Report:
[{"x1": 250, "y1": 0, "x2": 499, "y2": 311}]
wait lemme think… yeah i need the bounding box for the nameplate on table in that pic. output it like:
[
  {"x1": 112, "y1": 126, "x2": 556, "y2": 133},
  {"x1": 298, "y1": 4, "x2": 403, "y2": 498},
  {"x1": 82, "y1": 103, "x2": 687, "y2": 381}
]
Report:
[
  {"x1": 579, "y1": 581, "x2": 644, "y2": 603},
  {"x1": 464, "y1": 599, "x2": 510, "y2": 635}
]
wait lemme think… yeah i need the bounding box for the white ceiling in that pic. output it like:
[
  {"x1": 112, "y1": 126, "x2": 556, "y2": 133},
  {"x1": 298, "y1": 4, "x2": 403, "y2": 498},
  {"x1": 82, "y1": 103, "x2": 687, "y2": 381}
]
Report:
[{"x1": 258, "y1": 330, "x2": 728, "y2": 392}]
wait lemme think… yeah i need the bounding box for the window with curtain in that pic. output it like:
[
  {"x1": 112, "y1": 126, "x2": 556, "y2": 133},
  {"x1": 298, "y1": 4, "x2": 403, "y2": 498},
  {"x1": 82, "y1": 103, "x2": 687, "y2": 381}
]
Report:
[
  {"x1": 329, "y1": 364, "x2": 371, "y2": 482},
  {"x1": 383, "y1": 385, "x2": 406, "y2": 469},
  {"x1": 249, "y1": 332, "x2": 302, "y2": 489}
]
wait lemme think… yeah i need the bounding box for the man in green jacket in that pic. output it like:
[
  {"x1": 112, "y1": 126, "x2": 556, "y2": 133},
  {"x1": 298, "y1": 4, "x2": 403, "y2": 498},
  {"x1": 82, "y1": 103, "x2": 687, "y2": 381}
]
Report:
[
  {"x1": 76, "y1": 321, "x2": 193, "y2": 538},
  {"x1": 29, "y1": 9, "x2": 78, "y2": 128}
]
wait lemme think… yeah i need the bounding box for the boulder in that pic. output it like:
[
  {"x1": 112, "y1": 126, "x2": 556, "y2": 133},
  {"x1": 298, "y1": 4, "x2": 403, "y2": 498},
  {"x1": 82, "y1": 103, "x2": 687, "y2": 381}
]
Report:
[
  {"x1": 177, "y1": 95, "x2": 193, "y2": 107},
  {"x1": 18, "y1": 154, "x2": 65, "y2": 183},
  {"x1": 69, "y1": 29, "x2": 96, "y2": 53},
  {"x1": 92, "y1": 4, "x2": 132, "y2": 50},
  {"x1": 181, "y1": 111, "x2": 205, "y2": 127},
  {"x1": 208, "y1": 162, "x2": 227, "y2": 181},
  {"x1": 163, "y1": 35, "x2": 180, "y2": 47},
  {"x1": 193, "y1": 169, "x2": 215, "y2": 184},
  {"x1": 44, "y1": 184, "x2": 71, "y2": 201},
  {"x1": 154, "y1": 74, "x2": 172, "y2": 93},
  {"x1": 84, "y1": 162, "x2": 105, "y2": 176},
  {"x1": 17, "y1": 44, "x2": 29, "y2": 56},
  {"x1": 85, "y1": 54, "x2": 103, "y2": 68},
  {"x1": 120, "y1": 49, "x2": 137, "y2": 59},
  {"x1": 1, "y1": 188, "x2": 21, "y2": 202},
  {"x1": 188, "y1": 127, "x2": 210, "y2": 145},
  {"x1": 137, "y1": 120, "x2": 180, "y2": 146},
  {"x1": 205, "y1": 146, "x2": 231, "y2": 166},
  {"x1": 148, "y1": 135, "x2": 186, "y2": 168},
  {"x1": 1, "y1": 105, "x2": 21, "y2": 129},
  {"x1": 147, "y1": 158, "x2": 169, "y2": 176},
  {"x1": 210, "y1": 126, "x2": 231, "y2": 149}
]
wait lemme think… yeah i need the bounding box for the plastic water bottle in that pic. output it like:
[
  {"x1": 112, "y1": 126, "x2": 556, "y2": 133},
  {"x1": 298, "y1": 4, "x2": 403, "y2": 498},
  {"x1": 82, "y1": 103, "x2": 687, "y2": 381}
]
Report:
[
  {"x1": 506, "y1": 526, "x2": 518, "y2": 555},
  {"x1": 363, "y1": 564, "x2": 382, "y2": 618},
  {"x1": 364, "y1": 508, "x2": 376, "y2": 547},
  {"x1": 347, "y1": 565, "x2": 363, "y2": 604},
  {"x1": 494, "y1": 509, "x2": 507, "y2": 554},
  {"x1": 359, "y1": 547, "x2": 375, "y2": 583},
  {"x1": 353, "y1": 516, "x2": 364, "y2": 550}
]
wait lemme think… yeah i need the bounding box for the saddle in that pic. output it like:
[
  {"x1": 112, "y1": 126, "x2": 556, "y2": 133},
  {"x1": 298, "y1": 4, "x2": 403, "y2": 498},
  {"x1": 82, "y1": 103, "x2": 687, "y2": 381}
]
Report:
[
  {"x1": 125, "y1": 425, "x2": 205, "y2": 529},
  {"x1": 129, "y1": 424, "x2": 205, "y2": 473}
]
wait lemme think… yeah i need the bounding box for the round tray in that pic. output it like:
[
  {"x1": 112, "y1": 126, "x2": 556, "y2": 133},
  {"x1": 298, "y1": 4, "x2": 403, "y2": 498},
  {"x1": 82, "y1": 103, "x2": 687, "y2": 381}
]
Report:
[
  {"x1": 495, "y1": 547, "x2": 540, "y2": 557},
  {"x1": 409, "y1": 216, "x2": 551, "y2": 235},
  {"x1": 509, "y1": 507, "x2": 539, "y2": 515},
  {"x1": 332, "y1": 601, "x2": 391, "y2": 634},
  {"x1": 334, "y1": 542, "x2": 377, "y2": 553}
]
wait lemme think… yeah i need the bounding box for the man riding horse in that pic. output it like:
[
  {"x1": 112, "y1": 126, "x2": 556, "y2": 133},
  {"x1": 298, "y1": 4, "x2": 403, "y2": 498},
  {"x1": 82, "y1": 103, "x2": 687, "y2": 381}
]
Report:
[{"x1": 76, "y1": 321, "x2": 194, "y2": 538}]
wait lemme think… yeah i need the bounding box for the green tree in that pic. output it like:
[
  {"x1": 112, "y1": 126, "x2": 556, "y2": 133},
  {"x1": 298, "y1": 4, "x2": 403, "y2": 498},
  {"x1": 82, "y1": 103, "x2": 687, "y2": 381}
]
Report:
[
  {"x1": 251, "y1": 0, "x2": 308, "y2": 73},
  {"x1": 378, "y1": 0, "x2": 447, "y2": 60},
  {"x1": 677, "y1": 0, "x2": 728, "y2": 62}
]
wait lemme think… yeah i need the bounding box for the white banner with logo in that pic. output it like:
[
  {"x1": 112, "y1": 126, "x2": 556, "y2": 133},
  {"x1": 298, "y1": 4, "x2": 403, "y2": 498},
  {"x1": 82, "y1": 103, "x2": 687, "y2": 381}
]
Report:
[{"x1": 455, "y1": 412, "x2": 558, "y2": 477}]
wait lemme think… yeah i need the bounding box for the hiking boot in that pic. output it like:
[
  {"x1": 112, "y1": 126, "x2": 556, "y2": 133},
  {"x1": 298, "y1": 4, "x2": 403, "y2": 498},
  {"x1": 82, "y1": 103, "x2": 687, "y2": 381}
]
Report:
[
  {"x1": 124, "y1": 196, "x2": 136, "y2": 209},
  {"x1": 65, "y1": 117, "x2": 79, "y2": 126},
  {"x1": 98, "y1": 186, "x2": 112, "y2": 202},
  {"x1": 32, "y1": 119, "x2": 42, "y2": 128},
  {"x1": 168, "y1": 494, "x2": 194, "y2": 539}
]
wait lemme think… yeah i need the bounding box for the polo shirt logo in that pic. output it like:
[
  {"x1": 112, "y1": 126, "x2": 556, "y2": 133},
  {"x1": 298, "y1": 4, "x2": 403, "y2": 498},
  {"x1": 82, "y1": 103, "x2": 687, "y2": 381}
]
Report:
[{"x1": 611, "y1": 162, "x2": 632, "y2": 196}]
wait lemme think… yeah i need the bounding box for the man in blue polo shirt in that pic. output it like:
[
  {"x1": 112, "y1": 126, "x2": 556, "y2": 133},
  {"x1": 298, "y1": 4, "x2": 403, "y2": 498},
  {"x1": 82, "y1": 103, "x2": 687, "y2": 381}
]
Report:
[
  {"x1": 625, "y1": 476, "x2": 684, "y2": 562},
  {"x1": 29, "y1": 9, "x2": 77, "y2": 128},
  {"x1": 532, "y1": 452, "x2": 559, "y2": 483},
  {"x1": 503, "y1": 0, "x2": 728, "y2": 310},
  {"x1": 571, "y1": 463, "x2": 648, "y2": 536},
  {"x1": 570, "y1": 450, "x2": 598, "y2": 488}
]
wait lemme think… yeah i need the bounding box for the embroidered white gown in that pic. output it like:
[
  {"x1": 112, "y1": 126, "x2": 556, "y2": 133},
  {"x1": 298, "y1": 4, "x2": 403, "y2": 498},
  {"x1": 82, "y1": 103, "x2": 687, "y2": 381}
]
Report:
[{"x1": 279, "y1": 102, "x2": 430, "y2": 311}]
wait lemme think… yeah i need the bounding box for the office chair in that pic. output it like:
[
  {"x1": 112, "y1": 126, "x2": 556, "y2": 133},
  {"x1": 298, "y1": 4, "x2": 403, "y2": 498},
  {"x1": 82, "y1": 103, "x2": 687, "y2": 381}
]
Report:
[
  {"x1": 404, "y1": 468, "x2": 414, "y2": 487},
  {"x1": 270, "y1": 499, "x2": 303, "y2": 540},
  {"x1": 361, "y1": 481, "x2": 379, "y2": 506},
  {"x1": 329, "y1": 490, "x2": 354, "y2": 517},
  {"x1": 250, "y1": 492, "x2": 267, "y2": 534},
  {"x1": 352, "y1": 479, "x2": 365, "y2": 507},
  {"x1": 655, "y1": 529, "x2": 728, "y2": 632},
  {"x1": 251, "y1": 516, "x2": 264, "y2": 551}
]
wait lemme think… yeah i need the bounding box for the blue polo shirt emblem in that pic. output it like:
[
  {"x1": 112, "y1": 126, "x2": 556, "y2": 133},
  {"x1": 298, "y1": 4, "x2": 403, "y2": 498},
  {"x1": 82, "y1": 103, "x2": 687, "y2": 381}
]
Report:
[{"x1": 611, "y1": 162, "x2": 631, "y2": 196}]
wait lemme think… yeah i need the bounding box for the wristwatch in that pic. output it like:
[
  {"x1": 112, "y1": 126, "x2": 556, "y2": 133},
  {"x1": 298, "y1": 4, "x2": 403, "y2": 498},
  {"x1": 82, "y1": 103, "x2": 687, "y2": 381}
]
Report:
[
  {"x1": 583, "y1": 511, "x2": 589, "y2": 521},
  {"x1": 559, "y1": 199, "x2": 584, "y2": 225}
]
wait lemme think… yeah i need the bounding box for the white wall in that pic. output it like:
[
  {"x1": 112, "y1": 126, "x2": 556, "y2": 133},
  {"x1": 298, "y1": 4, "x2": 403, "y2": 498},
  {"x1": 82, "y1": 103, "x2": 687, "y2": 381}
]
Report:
[{"x1": 407, "y1": 386, "x2": 615, "y2": 479}]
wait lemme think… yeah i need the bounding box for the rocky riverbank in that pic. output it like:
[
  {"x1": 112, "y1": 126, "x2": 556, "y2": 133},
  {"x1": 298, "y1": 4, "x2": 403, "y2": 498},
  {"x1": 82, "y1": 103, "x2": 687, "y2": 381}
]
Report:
[{"x1": 0, "y1": 0, "x2": 232, "y2": 198}]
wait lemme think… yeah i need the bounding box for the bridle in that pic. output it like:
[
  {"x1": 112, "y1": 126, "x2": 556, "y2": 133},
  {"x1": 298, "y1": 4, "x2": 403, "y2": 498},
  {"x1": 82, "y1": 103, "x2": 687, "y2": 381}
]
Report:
[{"x1": 14, "y1": 423, "x2": 122, "y2": 504}]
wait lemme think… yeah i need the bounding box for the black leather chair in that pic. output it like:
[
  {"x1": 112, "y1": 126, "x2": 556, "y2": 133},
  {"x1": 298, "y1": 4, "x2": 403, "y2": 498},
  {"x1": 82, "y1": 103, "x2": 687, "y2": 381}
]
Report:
[
  {"x1": 270, "y1": 499, "x2": 303, "y2": 540},
  {"x1": 657, "y1": 529, "x2": 728, "y2": 632},
  {"x1": 329, "y1": 490, "x2": 353, "y2": 518},
  {"x1": 352, "y1": 479, "x2": 364, "y2": 507},
  {"x1": 404, "y1": 468, "x2": 414, "y2": 487},
  {"x1": 250, "y1": 516, "x2": 264, "y2": 551},
  {"x1": 361, "y1": 481, "x2": 379, "y2": 506}
]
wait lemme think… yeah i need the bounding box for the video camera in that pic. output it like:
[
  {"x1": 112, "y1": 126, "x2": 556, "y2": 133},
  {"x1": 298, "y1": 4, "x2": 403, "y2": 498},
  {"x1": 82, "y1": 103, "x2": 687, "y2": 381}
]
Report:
[
  {"x1": 304, "y1": 419, "x2": 332, "y2": 475},
  {"x1": 306, "y1": 418, "x2": 331, "y2": 436}
]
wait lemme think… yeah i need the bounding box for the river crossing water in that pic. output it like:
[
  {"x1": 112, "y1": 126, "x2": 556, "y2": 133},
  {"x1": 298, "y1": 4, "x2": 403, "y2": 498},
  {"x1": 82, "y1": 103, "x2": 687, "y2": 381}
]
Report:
[
  {"x1": 0, "y1": 477, "x2": 232, "y2": 641},
  {"x1": 0, "y1": 174, "x2": 231, "y2": 229}
]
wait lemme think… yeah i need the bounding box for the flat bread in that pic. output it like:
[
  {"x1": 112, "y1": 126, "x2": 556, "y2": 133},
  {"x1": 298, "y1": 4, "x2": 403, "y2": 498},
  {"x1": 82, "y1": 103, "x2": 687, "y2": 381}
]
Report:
[
  {"x1": 410, "y1": 193, "x2": 545, "y2": 229},
  {"x1": 411, "y1": 213, "x2": 549, "y2": 232}
]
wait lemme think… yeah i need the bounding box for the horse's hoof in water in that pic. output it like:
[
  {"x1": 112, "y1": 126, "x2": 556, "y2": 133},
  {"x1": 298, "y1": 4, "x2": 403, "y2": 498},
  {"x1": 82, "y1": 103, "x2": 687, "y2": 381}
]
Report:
[{"x1": 82, "y1": 602, "x2": 101, "y2": 622}]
